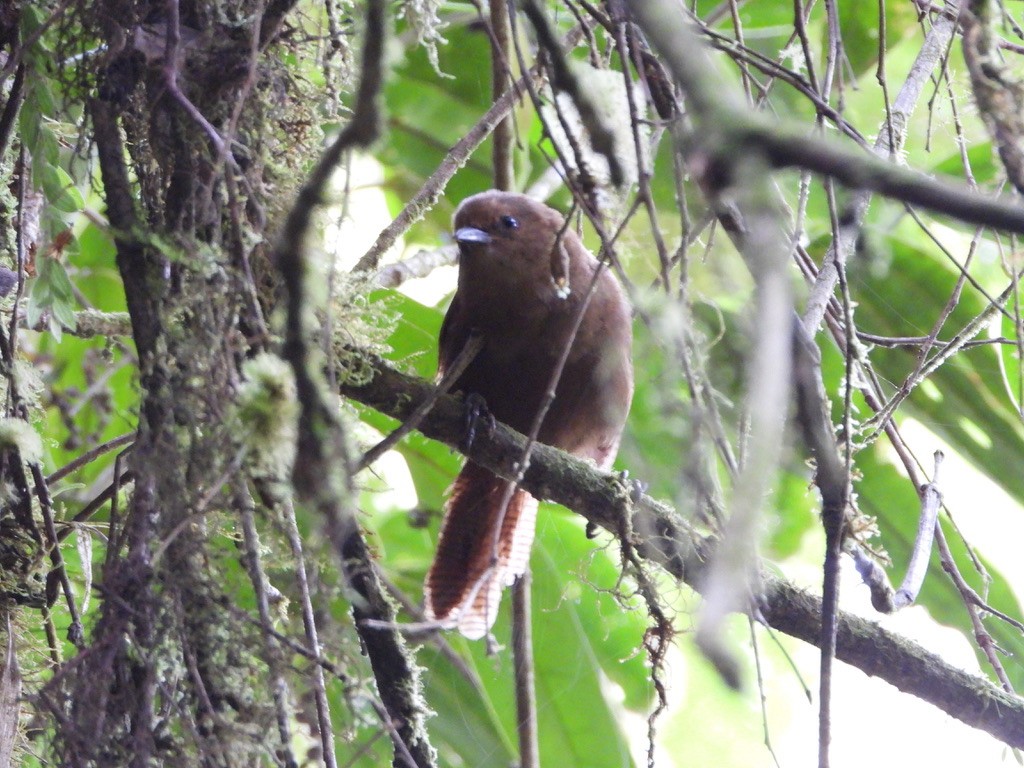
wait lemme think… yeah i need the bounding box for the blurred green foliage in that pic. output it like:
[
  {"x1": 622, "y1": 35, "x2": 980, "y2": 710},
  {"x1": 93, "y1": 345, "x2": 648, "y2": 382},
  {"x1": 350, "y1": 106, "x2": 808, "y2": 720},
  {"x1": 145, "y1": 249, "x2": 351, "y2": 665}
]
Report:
[{"x1": 13, "y1": 0, "x2": 1024, "y2": 765}]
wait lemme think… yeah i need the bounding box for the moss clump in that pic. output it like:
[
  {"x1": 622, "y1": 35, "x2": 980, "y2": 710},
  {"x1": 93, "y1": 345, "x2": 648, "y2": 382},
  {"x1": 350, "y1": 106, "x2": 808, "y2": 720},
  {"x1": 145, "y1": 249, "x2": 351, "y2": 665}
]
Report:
[
  {"x1": 0, "y1": 419, "x2": 43, "y2": 465},
  {"x1": 236, "y1": 353, "x2": 299, "y2": 481}
]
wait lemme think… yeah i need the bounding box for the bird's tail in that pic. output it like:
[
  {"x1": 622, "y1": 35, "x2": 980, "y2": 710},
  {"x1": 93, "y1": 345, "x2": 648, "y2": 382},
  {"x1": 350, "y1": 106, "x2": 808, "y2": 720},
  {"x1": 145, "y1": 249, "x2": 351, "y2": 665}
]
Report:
[{"x1": 424, "y1": 462, "x2": 538, "y2": 639}]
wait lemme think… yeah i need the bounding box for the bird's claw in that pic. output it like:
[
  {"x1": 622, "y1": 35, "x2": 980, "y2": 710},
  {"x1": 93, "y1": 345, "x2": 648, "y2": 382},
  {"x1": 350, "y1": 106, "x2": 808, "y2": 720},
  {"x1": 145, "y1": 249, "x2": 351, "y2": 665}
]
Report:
[
  {"x1": 461, "y1": 392, "x2": 495, "y2": 453},
  {"x1": 616, "y1": 469, "x2": 647, "y2": 504}
]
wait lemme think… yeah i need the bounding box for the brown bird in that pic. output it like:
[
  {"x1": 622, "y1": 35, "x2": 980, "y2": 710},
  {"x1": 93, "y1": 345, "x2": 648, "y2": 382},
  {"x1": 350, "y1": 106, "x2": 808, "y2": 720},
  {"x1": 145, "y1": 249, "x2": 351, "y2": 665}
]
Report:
[{"x1": 424, "y1": 191, "x2": 633, "y2": 639}]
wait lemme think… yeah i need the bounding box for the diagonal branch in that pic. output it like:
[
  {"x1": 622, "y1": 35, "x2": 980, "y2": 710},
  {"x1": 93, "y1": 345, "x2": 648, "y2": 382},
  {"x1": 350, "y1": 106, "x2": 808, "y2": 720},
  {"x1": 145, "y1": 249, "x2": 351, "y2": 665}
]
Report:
[
  {"x1": 631, "y1": 0, "x2": 1024, "y2": 238},
  {"x1": 339, "y1": 351, "x2": 1024, "y2": 751}
]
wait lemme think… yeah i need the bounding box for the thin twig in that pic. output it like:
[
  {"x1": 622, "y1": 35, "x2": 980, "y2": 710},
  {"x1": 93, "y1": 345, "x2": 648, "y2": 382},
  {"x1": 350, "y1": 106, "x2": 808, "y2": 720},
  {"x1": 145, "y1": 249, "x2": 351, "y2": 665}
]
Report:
[
  {"x1": 46, "y1": 433, "x2": 135, "y2": 485},
  {"x1": 749, "y1": 618, "x2": 783, "y2": 768},
  {"x1": 511, "y1": 574, "x2": 538, "y2": 768},
  {"x1": 791, "y1": 314, "x2": 848, "y2": 767},
  {"x1": 358, "y1": 333, "x2": 482, "y2": 470},
  {"x1": 487, "y1": 6, "x2": 539, "y2": 764},
  {"x1": 33, "y1": 465, "x2": 83, "y2": 647},
  {"x1": 374, "y1": 245, "x2": 458, "y2": 289},
  {"x1": 521, "y1": 0, "x2": 624, "y2": 186},
  {"x1": 162, "y1": 0, "x2": 231, "y2": 161},
  {"x1": 275, "y1": 495, "x2": 339, "y2": 768},
  {"x1": 934, "y1": 524, "x2": 1016, "y2": 693},
  {"x1": 8, "y1": 144, "x2": 27, "y2": 370},
  {"x1": 59, "y1": 469, "x2": 133, "y2": 546},
  {"x1": 0, "y1": 63, "x2": 25, "y2": 162},
  {"x1": 375, "y1": 568, "x2": 488, "y2": 695},
  {"x1": 489, "y1": 0, "x2": 515, "y2": 192},
  {"x1": 895, "y1": 452, "x2": 944, "y2": 608},
  {"x1": 801, "y1": 6, "x2": 959, "y2": 334},
  {"x1": 609, "y1": 2, "x2": 672, "y2": 290},
  {"x1": 239, "y1": 490, "x2": 298, "y2": 768},
  {"x1": 472, "y1": 227, "x2": 613, "y2": 650},
  {"x1": 354, "y1": 25, "x2": 586, "y2": 272},
  {"x1": 817, "y1": 172, "x2": 851, "y2": 768},
  {"x1": 630, "y1": 0, "x2": 794, "y2": 686}
]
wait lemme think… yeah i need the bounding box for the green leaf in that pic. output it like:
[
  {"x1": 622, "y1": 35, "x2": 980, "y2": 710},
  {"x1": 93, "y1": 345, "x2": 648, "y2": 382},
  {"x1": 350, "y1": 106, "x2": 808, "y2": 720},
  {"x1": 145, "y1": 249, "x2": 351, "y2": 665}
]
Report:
[
  {"x1": 996, "y1": 310, "x2": 1023, "y2": 411},
  {"x1": 420, "y1": 646, "x2": 517, "y2": 767},
  {"x1": 48, "y1": 314, "x2": 63, "y2": 343},
  {"x1": 372, "y1": 288, "x2": 444, "y2": 378},
  {"x1": 855, "y1": 230, "x2": 1024, "y2": 506},
  {"x1": 73, "y1": 222, "x2": 127, "y2": 312},
  {"x1": 28, "y1": 259, "x2": 79, "y2": 338},
  {"x1": 26, "y1": 281, "x2": 49, "y2": 327},
  {"x1": 50, "y1": 295, "x2": 78, "y2": 331},
  {"x1": 658, "y1": 618, "x2": 773, "y2": 765},
  {"x1": 836, "y1": 0, "x2": 918, "y2": 78},
  {"x1": 534, "y1": 511, "x2": 652, "y2": 714},
  {"x1": 40, "y1": 164, "x2": 84, "y2": 213},
  {"x1": 928, "y1": 140, "x2": 999, "y2": 186},
  {"x1": 20, "y1": 4, "x2": 51, "y2": 47},
  {"x1": 768, "y1": 469, "x2": 818, "y2": 559},
  {"x1": 18, "y1": 104, "x2": 39, "y2": 149},
  {"x1": 34, "y1": 124, "x2": 61, "y2": 168},
  {"x1": 42, "y1": 257, "x2": 76, "y2": 302}
]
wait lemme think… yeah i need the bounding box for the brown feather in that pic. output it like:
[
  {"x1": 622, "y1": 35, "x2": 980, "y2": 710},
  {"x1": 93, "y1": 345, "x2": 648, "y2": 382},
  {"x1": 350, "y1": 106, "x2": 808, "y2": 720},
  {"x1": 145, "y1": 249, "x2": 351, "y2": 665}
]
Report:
[{"x1": 424, "y1": 462, "x2": 538, "y2": 639}]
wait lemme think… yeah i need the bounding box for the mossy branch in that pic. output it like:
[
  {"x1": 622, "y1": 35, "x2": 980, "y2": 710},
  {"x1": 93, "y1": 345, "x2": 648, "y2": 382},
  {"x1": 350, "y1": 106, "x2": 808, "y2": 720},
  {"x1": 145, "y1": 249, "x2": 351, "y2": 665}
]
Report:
[{"x1": 339, "y1": 350, "x2": 1024, "y2": 751}]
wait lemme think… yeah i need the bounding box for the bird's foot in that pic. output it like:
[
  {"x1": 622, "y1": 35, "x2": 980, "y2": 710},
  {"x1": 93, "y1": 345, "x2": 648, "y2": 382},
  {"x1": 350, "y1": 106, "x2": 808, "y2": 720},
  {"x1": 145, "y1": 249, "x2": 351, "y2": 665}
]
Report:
[
  {"x1": 616, "y1": 469, "x2": 648, "y2": 504},
  {"x1": 461, "y1": 392, "x2": 495, "y2": 453},
  {"x1": 587, "y1": 472, "x2": 647, "y2": 539}
]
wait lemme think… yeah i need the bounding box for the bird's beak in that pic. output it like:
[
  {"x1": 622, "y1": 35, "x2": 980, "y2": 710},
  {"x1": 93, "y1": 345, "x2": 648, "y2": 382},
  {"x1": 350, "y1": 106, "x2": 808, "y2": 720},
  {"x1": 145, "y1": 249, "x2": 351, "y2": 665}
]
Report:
[{"x1": 455, "y1": 227, "x2": 492, "y2": 245}]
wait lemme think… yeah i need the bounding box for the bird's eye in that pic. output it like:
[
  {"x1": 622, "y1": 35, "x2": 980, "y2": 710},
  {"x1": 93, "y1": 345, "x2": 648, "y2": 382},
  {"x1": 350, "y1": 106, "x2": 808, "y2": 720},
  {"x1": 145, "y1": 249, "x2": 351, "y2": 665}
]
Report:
[{"x1": 499, "y1": 215, "x2": 519, "y2": 230}]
